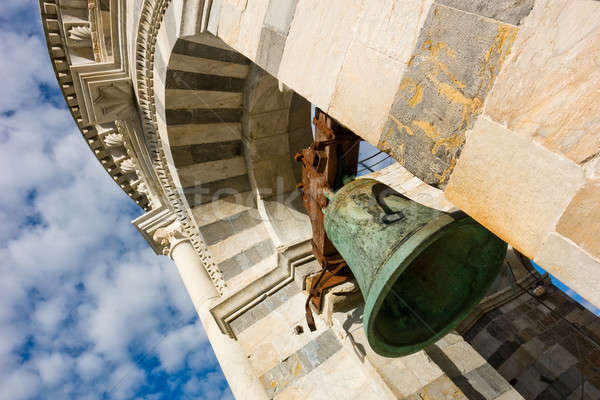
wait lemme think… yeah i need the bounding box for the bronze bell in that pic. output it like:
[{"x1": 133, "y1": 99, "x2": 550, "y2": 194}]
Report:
[{"x1": 323, "y1": 178, "x2": 507, "y2": 357}]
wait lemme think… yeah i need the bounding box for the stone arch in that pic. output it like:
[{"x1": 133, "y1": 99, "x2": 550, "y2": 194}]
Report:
[{"x1": 157, "y1": 31, "x2": 313, "y2": 289}]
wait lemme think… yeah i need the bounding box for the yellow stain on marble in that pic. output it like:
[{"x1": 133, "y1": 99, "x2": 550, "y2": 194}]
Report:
[
  {"x1": 397, "y1": 77, "x2": 423, "y2": 108},
  {"x1": 412, "y1": 119, "x2": 465, "y2": 156},
  {"x1": 294, "y1": 361, "x2": 303, "y2": 377},
  {"x1": 434, "y1": 156, "x2": 456, "y2": 183},
  {"x1": 436, "y1": 80, "x2": 483, "y2": 136},
  {"x1": 412, "y1": 120, "x2": 439, "y2": 139},
  {"x1": 438, "y1": 82, "x2": 470, "y2": 105},
  {"x1": 390, "y1": 115, "x2": 415, "y2": 135},
  {"x1": 396, "y1": 142, "x2": 405, "y2": 166},
  {"x1": 410, "y1": 0, "x2": 429, "y2": 54},
  {"x1": 408, "y1": 83, "x2": 424, "y2": 107},
  {"x1": 478, "y1": 24, "x2": 517, "y2": 96},
  {"x1": 421, "y1": 37, "x2": 465, "y2": 89}
]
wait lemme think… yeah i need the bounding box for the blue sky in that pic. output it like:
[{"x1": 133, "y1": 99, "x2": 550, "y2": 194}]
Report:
[{"x1": 0, "y1": 1, "x2": 230, "y2": 399}]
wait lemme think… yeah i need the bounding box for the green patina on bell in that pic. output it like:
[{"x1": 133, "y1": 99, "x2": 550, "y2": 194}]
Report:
[{"x1": 323, "y1": 179, "x2": 507, "y2": 357}]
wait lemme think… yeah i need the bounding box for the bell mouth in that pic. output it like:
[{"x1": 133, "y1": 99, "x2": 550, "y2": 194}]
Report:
[{"x1": 364, "y1": 217, "x2": 506, "y2": 357}]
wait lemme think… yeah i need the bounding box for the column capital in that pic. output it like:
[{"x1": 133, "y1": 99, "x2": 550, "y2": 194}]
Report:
[
  {"x1": 132, "y1": 205, "x2": 178, "y2": 255},
  {"x1": 152, "y1": 220, "x2": 190, "y2": 258}
]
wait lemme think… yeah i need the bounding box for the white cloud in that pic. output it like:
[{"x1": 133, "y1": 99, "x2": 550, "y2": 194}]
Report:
[
  {"x1": 0, "y1": 368, "x2": 41, "y2": 400},
  {"x1": 0, "y1": 29, "x2": 55, "y2": 111},
  {"x1": 33, "y1": 353, "x2": 72, "y2": 386},
  {"x1": 33, "y1": 297, "x2": 66, "y2": 334},
  {"x1": 156, "y1": 321, "x2": 209, "y2": 373},
  {"x1": 0, "y1": 2, "x2": 230, "y2": 399},
  {"x1": 76, "y1": 351, "x2": 104, "y2": 381}
]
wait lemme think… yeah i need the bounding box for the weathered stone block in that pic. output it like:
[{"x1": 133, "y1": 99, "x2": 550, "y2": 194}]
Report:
[
  {"x1": 199, "y1": 209, "x2": 262, "y2": 245},
  {"x1": 442, "y1": 340, "x2": 487, "y2": 376},
  {"x1": 464, "y1": 363, "x2": 513, "y2": 400},
  {"x1": 534, "y1": 233, "x2": 600, "y2": 309},
  {"x1": 246, "y1": 109, "x2": 289, "y2": 139},
  {"x1": 484, "y1": 0, "x2": 600, "y2": 164},
  {"x1": 245, "y1": 72, "x2": 292, "y2": 114},
  {"x1": 172, "y1": 39, "x2": 250, "y2": 64},
  {"x1": 190, "y1": 139, "x2": 243, "y2": 163},
  {"x1": 536, "y1": 344, "x2": 578, "y2": 380},
  {"x1": 405, "y1": 375, "x2": 468, "y2": 400},
  {"x1": 471, "y1": 328, "x2": 502, "y2": 359},
  {"x1": 445, "y1": 117, "x2": 585, "y2": 258},
  {"x1": 178, "y1": 156, "x2": 247, "y2": 186},
  {"x1": 256, "y1": 27, "x2": 287, "y2": 76},
  {"x1": 328, "y1": 41, "x2": 403, "y2": 146},
  {"x1": 514, "y1": 364, "x2": 549, "y2": 399},
  {"x1": 497, "y1": 347, "x2": 534, "y2": 383},
  {"x1": 436, "y1": 0, "x2": 534, "y2": 25},
  {"x1": 169, "y1": 53, "x2": 250, "y2": 78},
  {"x1": 170, "y1": 145, "x2": 194, "y2": 167},
  {"x1": 247, "y1": 133, "x2": 290, "y2": 162},
  {"x1": 556, "y1": 183, "x2": 600, "y2": 260},
  {"x1": 166, "y1": 69, "x2": 245, "y2": 91},
  {"x1": 264, "y1": 0, "x2": 298, "y2": 34},
  {"x1": 166, "y1": 108, "x2": 242, "y2": 125},
  {"x1": 184, "y1": 174, "x2": 252, "y2": 206},
  {"x1": 378, "y1": 4, "x2": 517, "y2": 187},
  {"x1": 355, "y1": 0, "x2": 433, "y2": 62},
  {"x1": 208, "y1": 221, "x2": 270, "y2": 264},
  {"x1": 258, "y1": 329, "x2": 342, "y2": 397},
  {"x1": 402, "y1": 350, "x2": 444, "y2": 386},
  {"x1": 278, "y1": 0, "x2": 366, "y2": 109},
  {"x1": 252, "y1": 156, "x2": 297, "y2": 196},
  {"x1": 217, "y1": 0, "x2": 270, "y2": 61},
  {"x1": 165, "y1": 89, "x2": 243, "y2": 109},
  {"x1": 377, "y1": 360, "x2": 422, "y2": 397},
  {"x1": 169, "y1": 122, "x2": 242, "y2": 146},
  {"x1": 495, "y1": 390, "x2": 525, "y2": 400}
]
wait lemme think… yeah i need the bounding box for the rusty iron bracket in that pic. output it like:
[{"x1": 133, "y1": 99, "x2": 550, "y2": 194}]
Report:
[{"x1": 295, "y1": 108, "x2": 360, "y2": 331}]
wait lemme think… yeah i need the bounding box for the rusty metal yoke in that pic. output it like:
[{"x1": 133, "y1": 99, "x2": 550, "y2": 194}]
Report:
[{"x1": 295, "y1": 109, "x2": 360, "y2": 330}]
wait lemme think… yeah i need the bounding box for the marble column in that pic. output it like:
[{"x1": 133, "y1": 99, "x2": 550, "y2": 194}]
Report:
[{"x1": 153, "y1": 221, "x2": 267, "y2": 400}]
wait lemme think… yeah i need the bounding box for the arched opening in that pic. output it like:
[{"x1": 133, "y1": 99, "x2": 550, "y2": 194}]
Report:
[{"x1": 163, "y1": 34, "x2": 313, "y2": 287}]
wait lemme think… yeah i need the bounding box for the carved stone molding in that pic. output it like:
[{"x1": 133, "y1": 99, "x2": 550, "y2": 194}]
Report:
[{"x1": 134, "y1": 0, "x2": 226, "y2": 294}]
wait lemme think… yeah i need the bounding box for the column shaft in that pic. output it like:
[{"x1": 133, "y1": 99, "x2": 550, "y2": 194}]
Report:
[{"x1": 170, "y1": 240, "x2": 268, "y2": 400}]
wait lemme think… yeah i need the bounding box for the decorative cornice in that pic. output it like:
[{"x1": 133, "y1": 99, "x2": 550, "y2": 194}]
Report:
[
  {"x1": 134, "y1": 0, "x2": 226, "y2": 294},
  {"x1": 39, "y1": 0, "x2": 151, "y2": 210}
]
